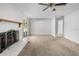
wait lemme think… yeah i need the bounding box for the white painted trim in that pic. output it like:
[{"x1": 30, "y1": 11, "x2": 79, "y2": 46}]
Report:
[
  {"x1": 51, "y1": 34, "x2": 56, "y2": 37},
  {"x1": 64, "y1": 36, "x2": 79, "y2": 44}
]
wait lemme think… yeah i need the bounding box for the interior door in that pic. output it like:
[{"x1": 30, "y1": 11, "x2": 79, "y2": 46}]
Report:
[{"x1": 56, "y1": 16, "x2": 64, "y2": 37}]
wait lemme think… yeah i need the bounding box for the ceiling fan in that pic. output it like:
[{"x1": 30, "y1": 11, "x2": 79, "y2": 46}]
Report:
[{"x1": 39, "y1": 3, "x2": 67, "y2": 11}]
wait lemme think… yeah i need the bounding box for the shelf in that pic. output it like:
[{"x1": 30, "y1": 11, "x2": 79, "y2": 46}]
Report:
[{"x1": 0, "y1": 18, "x2": 22, "y2": 27}]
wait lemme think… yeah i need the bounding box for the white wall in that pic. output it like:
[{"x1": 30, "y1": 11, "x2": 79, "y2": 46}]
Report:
[
  {"x1": 0, "y1": 4, "x2": 23, "y2": 40},
  {"x1": 64, "y1": 10, "x2": 79, "y2": 43},
  {"x1": 0, "y1": 4, "x2": 24, "y2": 20},
  {"x1": 51, "y1": 16, "x2": 56, "y2": 36},
  {"x1": 0, "y1": 22, "x2": 18, "y2": 32},
  {"x1": 30, "y1": 18, "x2": 51, "y2": 35},
  {"x1": 26, "y1": 18, "x2": 31, "y2": 35}
]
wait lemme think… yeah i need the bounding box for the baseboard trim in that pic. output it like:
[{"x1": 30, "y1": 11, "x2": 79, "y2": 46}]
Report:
[
  {"x1": 30, "y1": 34, "x2": 52, "y2": 36},
  {"x1": 51, "y1": 34, "x2": 56, "y2": 37},
  {"x1": 64, "y1": 36, "x2": 79, "y2": 44}
]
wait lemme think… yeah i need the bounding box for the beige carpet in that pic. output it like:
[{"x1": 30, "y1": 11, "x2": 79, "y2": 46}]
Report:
[{"x1": 18, "y1": 35, "x2": 79, "y2": 56}]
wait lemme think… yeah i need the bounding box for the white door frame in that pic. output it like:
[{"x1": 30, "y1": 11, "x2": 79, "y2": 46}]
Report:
[{"x1": 55, "y1": 16, "x2": 64, "y2": 37}]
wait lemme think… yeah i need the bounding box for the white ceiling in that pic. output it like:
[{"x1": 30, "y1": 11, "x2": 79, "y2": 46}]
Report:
[{"x1": 12, "y1": 3, "x2": 79, "y2": 18}]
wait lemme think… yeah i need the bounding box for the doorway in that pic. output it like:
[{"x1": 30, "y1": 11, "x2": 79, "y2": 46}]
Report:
[{"x1": 55, "y1": 16, "x2": 64, "y2": 37}]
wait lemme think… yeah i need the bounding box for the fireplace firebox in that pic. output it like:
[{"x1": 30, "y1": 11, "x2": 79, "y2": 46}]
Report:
[{"x1": 0, "y1": 30, "x2": 19, "y2": 53}]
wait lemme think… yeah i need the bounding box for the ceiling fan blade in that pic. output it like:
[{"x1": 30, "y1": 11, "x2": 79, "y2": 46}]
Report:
[
  {"x1": 39, "y1": 3, "x2": 48, "y2": 6},
  {"x1": 55, "y1": 3, "x2": 67, "y2": 6},
  {"x1": 42, "y1": 6, "x2": 49, "y2": 11}
]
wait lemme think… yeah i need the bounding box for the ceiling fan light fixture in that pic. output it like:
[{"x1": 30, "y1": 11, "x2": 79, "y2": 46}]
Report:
[
  {"x1": 39, "y1": 3, "x2": 67, "y2": 11},
  {"x1": 53, "y1": 8, "x2": 56, "y2": 11},
  {"x1": 49, "y1": 7, "x2": 55, "y2": 11}
]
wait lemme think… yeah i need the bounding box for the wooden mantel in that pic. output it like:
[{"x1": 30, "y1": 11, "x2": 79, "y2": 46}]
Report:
[{"x1": 0, "y1": 18, "x2": 23, "y2": 27}]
